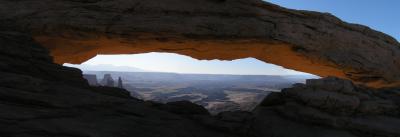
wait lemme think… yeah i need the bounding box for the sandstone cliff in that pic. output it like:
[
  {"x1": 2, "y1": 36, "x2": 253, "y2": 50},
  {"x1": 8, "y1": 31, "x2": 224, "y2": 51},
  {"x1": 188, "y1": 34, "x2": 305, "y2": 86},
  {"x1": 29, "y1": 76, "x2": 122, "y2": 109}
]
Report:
[
  {"x1": 0, "y1": 0, "x2": 399, "y2": 87},
  {"x1": 1, "y1": 30, "x2": 400, "y2": 137}
]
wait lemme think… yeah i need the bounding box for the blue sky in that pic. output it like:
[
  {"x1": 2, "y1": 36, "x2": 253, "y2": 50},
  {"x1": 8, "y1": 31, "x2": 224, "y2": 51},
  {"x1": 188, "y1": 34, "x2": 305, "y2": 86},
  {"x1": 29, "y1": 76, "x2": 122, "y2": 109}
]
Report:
[
  {"x1": 72, "y1": 1, "x2": 398, "y2": 75},
  {"x1": 268, "y1": 0, "x2": 399, "y2": 41}
]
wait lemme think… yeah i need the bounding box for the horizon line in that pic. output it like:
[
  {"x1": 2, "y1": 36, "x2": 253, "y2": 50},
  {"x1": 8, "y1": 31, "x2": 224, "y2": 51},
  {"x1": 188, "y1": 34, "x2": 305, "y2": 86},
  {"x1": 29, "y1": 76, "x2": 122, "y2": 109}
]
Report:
[{"x1": 82, "y1": 70, "x2": 318, "y2": 77}]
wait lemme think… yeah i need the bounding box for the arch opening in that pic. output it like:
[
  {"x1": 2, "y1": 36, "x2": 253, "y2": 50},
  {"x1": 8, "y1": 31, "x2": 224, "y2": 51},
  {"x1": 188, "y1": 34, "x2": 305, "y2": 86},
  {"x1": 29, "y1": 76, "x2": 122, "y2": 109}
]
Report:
[
  {"x1": 36, "y1": 33, "x2": 400, "y2": 88},
  {"x1": 65, "y1": 52, "x2": 318, "y2": 114}
]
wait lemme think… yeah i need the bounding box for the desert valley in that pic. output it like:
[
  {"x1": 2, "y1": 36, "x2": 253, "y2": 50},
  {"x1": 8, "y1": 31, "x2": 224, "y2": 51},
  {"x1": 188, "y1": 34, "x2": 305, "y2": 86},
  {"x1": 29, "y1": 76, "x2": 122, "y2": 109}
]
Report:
[{"x1": 80, "y1": 70, "x2": 315, "y2": 114}]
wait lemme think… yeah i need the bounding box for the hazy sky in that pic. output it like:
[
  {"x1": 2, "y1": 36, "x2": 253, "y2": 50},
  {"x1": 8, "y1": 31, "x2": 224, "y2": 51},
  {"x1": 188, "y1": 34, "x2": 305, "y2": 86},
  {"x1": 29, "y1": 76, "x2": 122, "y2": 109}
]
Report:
[
  {"x1": 79, "y1": 53, "x2": 311, "y2": 75},
  {"x1": 75, "y1": 1, "x2": 399, "y2": 75}
]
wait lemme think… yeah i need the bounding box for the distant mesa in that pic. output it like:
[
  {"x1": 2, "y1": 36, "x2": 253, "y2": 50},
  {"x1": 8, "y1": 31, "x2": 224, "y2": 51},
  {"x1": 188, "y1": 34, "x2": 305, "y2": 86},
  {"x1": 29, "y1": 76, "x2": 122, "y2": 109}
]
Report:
[
  {"x1": 117, "y1": 77, "x2": 124, "y2": 89},
  {"x1": 101, "y1": 74, "x2": 115, "y2": 87},
  {"x1": 86, "y1": 73, "x2": 125, "y2": 89},
  {"x1": 83, "y1": 74, "x2": 99, "y2": 86}
]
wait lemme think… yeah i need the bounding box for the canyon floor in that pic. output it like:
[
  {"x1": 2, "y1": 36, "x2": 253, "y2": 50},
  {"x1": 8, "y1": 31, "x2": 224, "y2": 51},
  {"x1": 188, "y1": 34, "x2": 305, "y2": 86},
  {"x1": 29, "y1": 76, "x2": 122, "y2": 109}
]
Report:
[{"x1": 82, "y1": 71, "x2": 310, "y2": 114}]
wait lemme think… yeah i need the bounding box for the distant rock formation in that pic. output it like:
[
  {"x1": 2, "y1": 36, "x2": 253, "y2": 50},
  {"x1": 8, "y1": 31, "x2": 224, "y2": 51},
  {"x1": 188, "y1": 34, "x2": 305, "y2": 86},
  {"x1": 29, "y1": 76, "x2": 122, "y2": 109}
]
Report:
[
  {"x1": 100, "y1": 74, "x2": 115, "y2": 87},
  {"x1": 117, "y1": 77, "x2": 124, "y2": 89},
  {"x1": 83, "y1": 74, "x2": 98, "y2": 86}
]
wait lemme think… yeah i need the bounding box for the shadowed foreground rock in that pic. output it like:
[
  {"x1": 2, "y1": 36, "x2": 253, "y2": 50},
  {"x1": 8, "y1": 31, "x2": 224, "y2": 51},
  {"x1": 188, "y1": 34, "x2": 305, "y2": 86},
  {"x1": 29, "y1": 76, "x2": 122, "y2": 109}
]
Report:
[
  {"x1": 251, "y1": 77, "x2": 400, "y2": 137},
  {"x1": 0, "y1": 31, "x2": 234, "y2": 137},
  {"x1": 1, "y1": 0, "x2": 400, "y2": 87},
  {"x1": 1, "y1": 31, "x2": 400, "y2": 137}
]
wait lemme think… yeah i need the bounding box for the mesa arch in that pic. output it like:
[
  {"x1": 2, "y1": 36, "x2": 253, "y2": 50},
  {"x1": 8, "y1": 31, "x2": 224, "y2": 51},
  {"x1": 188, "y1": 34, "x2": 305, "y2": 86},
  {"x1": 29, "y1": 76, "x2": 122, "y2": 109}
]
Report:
[{"x1": 1, "y1": 0, "x2": 400, "y2": 87}]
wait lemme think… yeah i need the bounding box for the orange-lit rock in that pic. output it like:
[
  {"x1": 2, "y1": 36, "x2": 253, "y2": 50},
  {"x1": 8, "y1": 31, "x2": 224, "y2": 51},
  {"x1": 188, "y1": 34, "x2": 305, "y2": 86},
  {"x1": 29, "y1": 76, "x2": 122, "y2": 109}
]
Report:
[{"x1": 1, "y1": 0, "x2": 399, "y2": 87}]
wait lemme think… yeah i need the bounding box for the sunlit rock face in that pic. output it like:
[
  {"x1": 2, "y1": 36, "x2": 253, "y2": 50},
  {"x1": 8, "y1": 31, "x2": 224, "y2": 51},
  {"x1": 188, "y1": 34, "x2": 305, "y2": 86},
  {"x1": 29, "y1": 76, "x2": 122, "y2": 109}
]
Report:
[{"x1": 1, "y1": 0, "x2": 400, "y2": 87}]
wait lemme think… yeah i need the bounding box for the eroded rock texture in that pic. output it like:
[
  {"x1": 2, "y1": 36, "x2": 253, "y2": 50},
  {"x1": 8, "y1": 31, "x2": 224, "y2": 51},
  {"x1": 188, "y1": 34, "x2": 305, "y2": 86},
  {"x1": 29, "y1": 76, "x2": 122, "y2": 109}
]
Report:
[
  {"x1": 251, "y1": 77, "x2": 400, "y2": 137},
  {"x1": 0, "y1": 31, "x2": 235, "y2": 137},
  {"x1": 1, "y1": 31, "x2": 400, "y2": 137},
  {"x1": 0, "y1": 0, "x2": 400, "y2": 87}
]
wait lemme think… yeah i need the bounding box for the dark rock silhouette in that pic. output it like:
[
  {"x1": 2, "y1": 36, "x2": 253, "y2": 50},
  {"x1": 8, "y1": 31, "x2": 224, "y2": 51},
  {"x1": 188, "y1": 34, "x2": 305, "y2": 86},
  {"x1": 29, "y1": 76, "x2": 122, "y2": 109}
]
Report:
[
  {"x1": 163, "y1": 101, "x2": 211, "y2": 115},
  {"x1": 117, "y1": 76, "x2": 124, "y2": 89},
  {"x1": 83, "y1": 74, "x2": 98, "y2": 86},
  {"x1": 250, "y1": 77, "x2": 400, "y2": 137},
  {"x1": 100, "y1": 74, "x2": 115, "y2": 87},
  {"x1": 0, "y1": 31, "x2": 234, "y2": 137}
]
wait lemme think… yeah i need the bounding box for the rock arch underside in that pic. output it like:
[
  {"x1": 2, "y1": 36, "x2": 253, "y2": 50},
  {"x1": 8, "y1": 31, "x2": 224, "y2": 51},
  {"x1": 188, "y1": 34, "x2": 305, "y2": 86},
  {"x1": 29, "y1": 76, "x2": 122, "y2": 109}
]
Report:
[
  {"x1": 1, "y1": 0, "x2": 400, "y2": 88},
  {"x1": 2, "y1": 1, "x2": 400, "y2": 137}
]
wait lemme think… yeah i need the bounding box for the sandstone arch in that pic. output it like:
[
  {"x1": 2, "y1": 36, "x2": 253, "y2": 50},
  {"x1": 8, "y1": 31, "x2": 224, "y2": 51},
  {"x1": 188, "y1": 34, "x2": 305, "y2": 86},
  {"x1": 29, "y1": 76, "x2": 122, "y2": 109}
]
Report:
[{"x1": 1, "y1": 0, "x2": 399, "y2": 87}]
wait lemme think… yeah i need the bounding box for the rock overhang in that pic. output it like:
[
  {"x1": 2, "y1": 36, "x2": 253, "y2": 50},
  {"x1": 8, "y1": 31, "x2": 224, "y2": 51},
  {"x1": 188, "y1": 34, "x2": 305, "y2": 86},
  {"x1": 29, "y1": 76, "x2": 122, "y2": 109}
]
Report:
[{"x1": 1, "y1": 0, "x2": 400, "y2": 88}]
